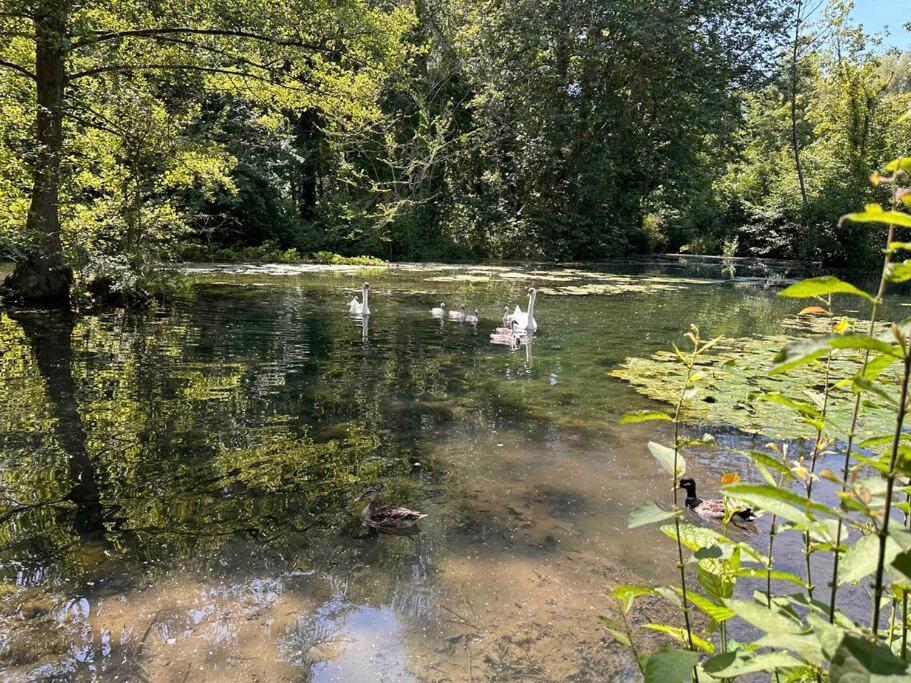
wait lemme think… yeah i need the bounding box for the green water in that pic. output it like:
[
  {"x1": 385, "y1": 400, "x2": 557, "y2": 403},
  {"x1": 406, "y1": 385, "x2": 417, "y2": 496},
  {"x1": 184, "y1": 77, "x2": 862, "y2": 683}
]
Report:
[{"x1": 0, "y1": 259, "x2": 895, "y2": 680}]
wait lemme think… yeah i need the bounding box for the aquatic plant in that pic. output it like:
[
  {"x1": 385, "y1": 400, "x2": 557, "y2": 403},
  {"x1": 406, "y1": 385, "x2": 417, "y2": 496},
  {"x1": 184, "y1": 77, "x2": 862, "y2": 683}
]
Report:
[{"x1": 604, "y1": 156, "x2": 911, "y2": 680}]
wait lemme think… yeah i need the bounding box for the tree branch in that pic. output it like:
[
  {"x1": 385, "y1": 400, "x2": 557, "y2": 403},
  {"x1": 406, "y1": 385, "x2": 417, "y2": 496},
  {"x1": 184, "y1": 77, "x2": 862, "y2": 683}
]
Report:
[
  {"x1": 69, "y1": 26, "x2": 342, "y2": 59},
  {"x1": 68, "y1": 63, "x2": 318, "y2": 94},
  {"x1": 0, "y1": 58, "x2": 35, "y2": 80},
  {"x1": 139, "y1": 35, "x2": 286, "y2": 74}
]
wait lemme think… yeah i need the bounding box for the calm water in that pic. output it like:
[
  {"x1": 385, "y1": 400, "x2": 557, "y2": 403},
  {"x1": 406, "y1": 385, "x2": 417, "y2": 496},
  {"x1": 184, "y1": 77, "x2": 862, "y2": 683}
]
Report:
[{"x1": 0, "y1": 259, "x2": 898, "y2": 681}]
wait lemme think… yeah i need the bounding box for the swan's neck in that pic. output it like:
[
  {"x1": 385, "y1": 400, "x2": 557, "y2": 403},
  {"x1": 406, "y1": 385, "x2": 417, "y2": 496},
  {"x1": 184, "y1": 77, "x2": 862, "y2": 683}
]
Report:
[
  {"x1": 527, "y1": 291, "x2": 536, "y2": 320},
  {"x1": 362, "y1": 287, "x2": 370, "y2": 313}
]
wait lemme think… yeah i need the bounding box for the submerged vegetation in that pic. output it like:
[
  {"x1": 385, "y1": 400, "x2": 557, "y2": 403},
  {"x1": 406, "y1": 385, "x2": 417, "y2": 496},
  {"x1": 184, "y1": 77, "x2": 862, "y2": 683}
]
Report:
[{"x1": 608, "y1": 155, "x2": 911, "y2": 680}]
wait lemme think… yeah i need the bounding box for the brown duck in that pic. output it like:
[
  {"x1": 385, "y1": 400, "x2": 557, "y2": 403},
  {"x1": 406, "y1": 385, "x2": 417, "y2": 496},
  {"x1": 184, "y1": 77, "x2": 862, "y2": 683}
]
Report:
[
  {"x1": 356, "y1": 487, "x2": 427, "y2": 533},
  {"x1": 679, "y1": 477, "x2": 757, "y2": 522}
]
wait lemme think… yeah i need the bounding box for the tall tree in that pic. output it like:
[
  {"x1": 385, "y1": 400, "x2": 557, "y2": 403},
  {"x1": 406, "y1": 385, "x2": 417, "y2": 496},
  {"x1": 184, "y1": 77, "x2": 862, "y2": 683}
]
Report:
[{"x1": 0, "y1": 0, "x2": 410, "y2": 305}]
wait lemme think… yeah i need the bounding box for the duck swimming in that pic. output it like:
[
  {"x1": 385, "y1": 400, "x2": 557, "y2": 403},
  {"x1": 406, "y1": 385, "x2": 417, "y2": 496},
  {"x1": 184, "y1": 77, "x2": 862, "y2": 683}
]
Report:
[
  {"x1": 356, "y1": 487, "x2": 427, "y2": 533},
  {"x1": 679, "y1": 477, "x2": 757, "y2": 522}
]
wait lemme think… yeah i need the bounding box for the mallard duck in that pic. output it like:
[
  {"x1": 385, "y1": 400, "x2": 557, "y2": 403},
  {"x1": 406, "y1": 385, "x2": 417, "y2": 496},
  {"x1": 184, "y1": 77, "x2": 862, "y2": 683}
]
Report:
[
  {"x1": 356, "y1": 487, "x2": 427, "y2": 533},
  {"x1": 679, "y1": 477, "x2": 757, "y2": 521}
]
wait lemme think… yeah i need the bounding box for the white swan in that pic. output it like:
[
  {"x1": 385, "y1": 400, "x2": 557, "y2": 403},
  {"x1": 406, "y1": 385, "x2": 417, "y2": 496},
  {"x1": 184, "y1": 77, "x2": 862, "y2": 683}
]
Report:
[
  {"x1": 465, "y1": 309, "x2": 479, "y2": 324},
  {"x1": 348, "y1": 282, "x2": 371, "y2": 317},
  {"x1": 431, "y1": 302, "x2": 446, "y2": 317},
  {"x1": 448, "y1": 304, "x2": 465, "y2": 321},
  {"x1": 501, "y1": 305, "x2": 510, "y2": 325},
  {"x1": 510, "y1": 287, "x2": 537, "y2": 332}
]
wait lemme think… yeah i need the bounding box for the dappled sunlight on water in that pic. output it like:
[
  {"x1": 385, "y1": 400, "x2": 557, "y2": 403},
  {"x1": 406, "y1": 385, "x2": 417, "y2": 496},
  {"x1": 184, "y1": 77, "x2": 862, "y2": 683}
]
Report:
[{"x1": 0, "y1": 258, "x2": 902, "y2": 679}]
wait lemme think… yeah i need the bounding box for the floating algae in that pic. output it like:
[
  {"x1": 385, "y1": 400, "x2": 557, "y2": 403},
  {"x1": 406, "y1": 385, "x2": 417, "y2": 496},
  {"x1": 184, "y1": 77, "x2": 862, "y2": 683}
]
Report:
[{"x1": 611, "y1": 322, "x2": 900, "y2": 440}]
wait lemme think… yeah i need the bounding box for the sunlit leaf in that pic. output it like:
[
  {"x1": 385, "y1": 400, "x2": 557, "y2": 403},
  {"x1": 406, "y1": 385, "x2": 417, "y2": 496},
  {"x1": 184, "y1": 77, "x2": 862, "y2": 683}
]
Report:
[
  {"x1": 772, "y1": 334, "x2": 900, "y2": 375},
  {"x1": 720, "y1": 472, "x2": 740, "y2": 485},
  {"x1": 628, "y1": 501, "x2": 677, "y2": 528},
  {"x1": 613, "y1": 585, "x2": 657, "y2": 613},
  {"x1": 799, "y1": 306, "x2": 828, "y2": 315},
  {"x1": 642, "y1": 647, "x2": 700, "y2": 683},
  {"x1": 725, "y1": 599, "x2": 804, "y2": 634},
  {"x1": 619, "y1": 410, "x2": 673, "y2": 424},
  {"x1": 647, "y1": 441, "x2": 684, "y2": 477},
  {"x1": 843, "y1": 204, "x2": 911, "y2": 229},
  {"x1": 643, "y1": 624, "x2": 714, "y2": 653},
  {"x1": 778, "y1": 275, "x2": 874, "y2": 302}
]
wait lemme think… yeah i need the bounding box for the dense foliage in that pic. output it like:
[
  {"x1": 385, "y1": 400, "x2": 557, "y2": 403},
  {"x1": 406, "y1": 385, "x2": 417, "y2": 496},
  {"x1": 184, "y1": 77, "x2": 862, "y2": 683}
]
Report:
[
  {"x1": 610, "y1": 158, "x2": 911, "y2": 680},
  {"x1": 0, "y1": 0, "x2": 908, "y2": 303}
]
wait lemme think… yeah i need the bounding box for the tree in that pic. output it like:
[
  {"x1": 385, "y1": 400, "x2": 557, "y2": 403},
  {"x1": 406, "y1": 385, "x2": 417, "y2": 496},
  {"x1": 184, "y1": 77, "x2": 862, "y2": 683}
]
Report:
[{"x1": 0, "y1": 0, "x2": 411, "y2": 305}]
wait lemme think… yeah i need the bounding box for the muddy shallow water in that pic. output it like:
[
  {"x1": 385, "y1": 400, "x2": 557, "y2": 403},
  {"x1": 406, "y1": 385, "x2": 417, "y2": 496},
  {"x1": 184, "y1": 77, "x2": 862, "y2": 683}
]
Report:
[{"x1": 0, "y1": 258, "x2": 899, "y2": 680}]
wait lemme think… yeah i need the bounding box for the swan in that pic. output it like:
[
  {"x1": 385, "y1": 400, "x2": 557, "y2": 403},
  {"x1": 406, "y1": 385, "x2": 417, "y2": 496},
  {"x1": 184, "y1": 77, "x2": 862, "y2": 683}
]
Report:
[
  {"x1": 502, "y1": 305, "x2": 510, "y2": 325},
  {"x1": 465, "y1": 309, "x2": 479, "y2": 325},
  {"x1": 510, "y1": 287, "x2": 537, "y2": 332},
  {"x1": 490, "y1": 320, "x2": 523, "y2": 347},
  {"x1": 348, "y1": 282, "x2": 371, "y2": 317},
  {"x1": 448, "y1": 304, "x2": 466, "y2": 321},
  {"x1": 431, "y1": 302, "x2": 446, "y2": 317}
]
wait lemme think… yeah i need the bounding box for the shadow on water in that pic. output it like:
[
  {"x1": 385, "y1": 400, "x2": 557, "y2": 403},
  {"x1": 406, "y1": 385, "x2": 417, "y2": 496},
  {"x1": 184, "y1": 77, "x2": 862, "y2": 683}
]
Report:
[{"x1": 0, "y1": 259, "x2": 903, "y2": 680}]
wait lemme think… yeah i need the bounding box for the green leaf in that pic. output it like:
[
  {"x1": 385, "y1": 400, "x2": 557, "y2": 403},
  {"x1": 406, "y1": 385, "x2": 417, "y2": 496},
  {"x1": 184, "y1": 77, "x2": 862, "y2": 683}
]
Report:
[
  {"x1": 613, "y1": 585, "x2": 656, "y2": 613},
  {"x1": 853, "y1": 376, "x2": 900, "y2": 406},
  {"x1": 884, "y1": 158, "x2": 911, "y2": 174},
  {"x1": 887, "y1": 261, "x2": 911, "y2": 284},
  {"x1": 772, "y1": 334, "x2": 900, "y2": 375},
  {"x1": 648, "y1": 441, "x2": 684, "y2": 477},
  {"x1": 751, "y1": 392, "x2": 820, "y2": 417},
  {"x1": 628, "y1": 501, "x2": 677, "y2": 529},
  {"x1": 725, "y1": 598, "x2": 804, "y2": 634},
  {"x1": 830, "y1": 632, "x2": 909, "y2": 680},
  {"x1": 660, "y1": 523, "x2": 725, "y2": 552},
  {"x1": 778, "y1": 275, "x2": 875, "y2": 302},
  {"x1": 891, "y1": 550, "x2": 911, "y2": 581},
  {"x1": 598, "y1": 616, "x2": 631, "y2": 647},
  {"x1": 732, "y1": 567, "x2": 808, "y2": 588},
  {"x1": 844, "y1": 204, "x2": 911, "y2": 229},
  {"x1": 723, "y1": 483, "x2": 834, "y2": 526},
  {"x1": 681, "y1": 590, "x2": 735, "y2": 623},
  {"x1": 642, "y1": 646, "x2": 700, "y2": 683},
  {"x1": 839, "y1": 533, "x2": 903, "y2": 584},
  {"x1": 620, "y1": 410, "x2": 673, "y2": 424},
  {"x1": 703, "y1": 651, "x2": 804, "y2": 677},
  {"x1": 643, "y1": 624, "x2": 714, "y2": 654},
  {"x1": 745, "y1": 451, "x2": 795, "y2": 479},
  {"x1": 754, "y1": 632, "x2": 825, "y2": 665}
]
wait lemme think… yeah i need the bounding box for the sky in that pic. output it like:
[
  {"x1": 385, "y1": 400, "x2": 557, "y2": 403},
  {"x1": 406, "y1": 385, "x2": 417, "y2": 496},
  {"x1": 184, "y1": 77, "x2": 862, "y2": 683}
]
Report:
[{"x1": 851, "y1": 0, "x2": 911, "y2": 49}]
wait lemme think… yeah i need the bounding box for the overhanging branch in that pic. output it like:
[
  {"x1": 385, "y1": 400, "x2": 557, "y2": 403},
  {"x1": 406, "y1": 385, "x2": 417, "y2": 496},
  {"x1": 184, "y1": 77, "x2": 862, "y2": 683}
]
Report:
[
  {"x1": 0, "y1": 58, "x2": 35, "y2": 80},
  {"x1": 68, "y1": 62, "x2": 318, "y2": 94}
]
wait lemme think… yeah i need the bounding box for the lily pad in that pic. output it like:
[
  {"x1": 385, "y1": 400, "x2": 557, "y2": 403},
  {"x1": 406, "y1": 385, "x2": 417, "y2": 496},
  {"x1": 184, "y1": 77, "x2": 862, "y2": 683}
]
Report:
[{"x1": 611, "y1": 321, "x2": 901, "y2": 440}]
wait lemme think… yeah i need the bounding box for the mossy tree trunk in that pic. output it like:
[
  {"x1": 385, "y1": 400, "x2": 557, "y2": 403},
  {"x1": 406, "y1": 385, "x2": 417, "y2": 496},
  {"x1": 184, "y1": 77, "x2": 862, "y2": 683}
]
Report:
[{"x1": 2, "y1": 0, "x2": 73, "y2": 306}]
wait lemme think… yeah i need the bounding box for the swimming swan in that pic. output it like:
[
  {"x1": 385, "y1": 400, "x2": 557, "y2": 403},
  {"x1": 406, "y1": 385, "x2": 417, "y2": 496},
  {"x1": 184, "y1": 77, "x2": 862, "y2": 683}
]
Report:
[
  {"x1": 448, "y1": 304, "x2": 466, "y2": 321},
  {"x1": 465, "y1": 309, "x2": 479, "y2": 324},
  {"x1": 348, "y1": 282, "x2": 371, "y2": 316},
  {"x1": 431, "y1": 302, "x2": 446, "y2": 317},
  {"x1": 510, "y1": 287, "x2": 537, "y2": 332}
]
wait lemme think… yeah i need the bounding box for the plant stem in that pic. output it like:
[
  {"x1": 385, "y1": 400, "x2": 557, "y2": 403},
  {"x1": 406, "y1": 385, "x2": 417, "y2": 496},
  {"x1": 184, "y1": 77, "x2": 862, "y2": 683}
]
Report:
[
  {"x1": 903, "y1": 590, "x2": 908, "y2": 661},
  {"x1": 829, "y1": 224, "x2": 895, "y2": 622},
  {"x1": 804, "y1": 330, "x2": 833, "y2": 599},
  {"x1": 871, "y1": 337, "x2": 911, "y2": 635},
  {"x1": 672, "y1": 334, "x2": 699, "y2": 681}
]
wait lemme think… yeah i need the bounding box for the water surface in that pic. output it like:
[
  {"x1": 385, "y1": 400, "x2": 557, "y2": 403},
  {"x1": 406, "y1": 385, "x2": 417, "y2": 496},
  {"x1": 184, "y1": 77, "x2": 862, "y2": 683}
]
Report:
[{"x1": 0, "y1": 259, "x2": 897, "y2": 680}]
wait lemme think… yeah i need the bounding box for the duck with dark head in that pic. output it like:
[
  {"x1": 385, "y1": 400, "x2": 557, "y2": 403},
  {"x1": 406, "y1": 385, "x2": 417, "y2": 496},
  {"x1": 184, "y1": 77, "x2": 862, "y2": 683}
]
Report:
[
  {"x1": 355, "y1": 486, "x2": 427, "y2": 533},
  {"x1": 679, "y1": 477, "x2": 757, "y2": 522}
]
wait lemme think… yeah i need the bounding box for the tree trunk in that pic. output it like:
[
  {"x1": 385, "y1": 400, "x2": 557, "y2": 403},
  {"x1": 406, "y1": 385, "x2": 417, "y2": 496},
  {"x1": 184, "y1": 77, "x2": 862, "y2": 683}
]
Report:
[
  {"x1": 2, "y1": 1, "x2": 72, "y2": 306},
  {"x1": 10, "y1": 311, "x2": 107, "y2": 539},
  {"x1": 789, "y1": 0, "x2": 808, "y2": 211}
]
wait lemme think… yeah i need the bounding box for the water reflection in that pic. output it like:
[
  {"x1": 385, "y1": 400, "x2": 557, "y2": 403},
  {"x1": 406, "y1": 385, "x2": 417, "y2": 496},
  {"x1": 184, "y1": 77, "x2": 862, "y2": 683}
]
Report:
[{"x1": 0, "y1": 261, "x2": 900, "y2": 679}]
